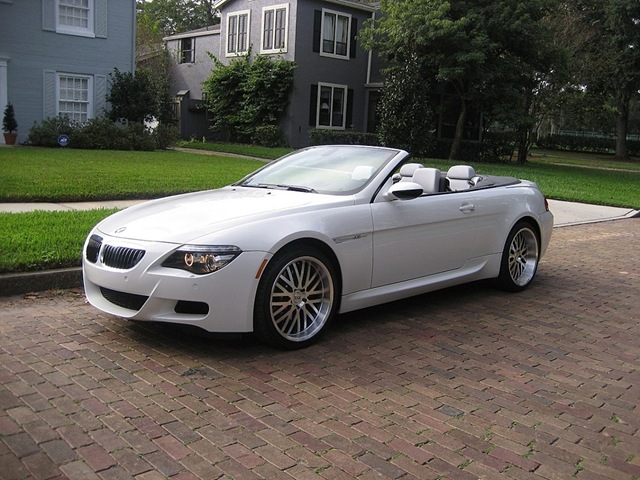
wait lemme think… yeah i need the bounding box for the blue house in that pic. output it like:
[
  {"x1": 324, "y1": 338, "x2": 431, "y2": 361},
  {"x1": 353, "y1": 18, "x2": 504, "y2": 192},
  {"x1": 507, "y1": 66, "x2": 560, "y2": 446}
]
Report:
[
  {"x1": 0, "y1": 0, "x2": 136, "y2": 144},
  {"x1": 165, "y1": 0, "x2": 381, "y2": 147}
]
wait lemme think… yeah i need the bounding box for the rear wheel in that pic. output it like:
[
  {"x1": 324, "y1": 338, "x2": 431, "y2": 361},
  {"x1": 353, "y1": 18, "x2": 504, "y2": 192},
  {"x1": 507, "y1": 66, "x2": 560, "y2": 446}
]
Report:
[
  {"x1": 497, "y1": 221, "x2": 539, "y2": 292},
  {"x1": 254, "y1": 246, "x2": 338, "y2": 349}
]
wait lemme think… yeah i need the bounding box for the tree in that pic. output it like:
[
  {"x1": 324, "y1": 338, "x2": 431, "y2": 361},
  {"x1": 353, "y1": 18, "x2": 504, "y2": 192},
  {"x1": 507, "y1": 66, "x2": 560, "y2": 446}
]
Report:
[
  {"x1": 362, "y1": 0, "x2": 566, "y2": 162},
  {"x1": 136, "y1": 0, "x2": 219, "y2": 38},
  {"x1": 107, "y1": 68, "x2": 174, "y2": 125},
  {"x1": 375, "y1": 48, "x2": 436, "y2": 156},
  {"x1": 202, "y1": 54, "x2": 296, "y2": 144},
  {"x1": 559, "y1": 0, "x2": 640, "y2": 159}
]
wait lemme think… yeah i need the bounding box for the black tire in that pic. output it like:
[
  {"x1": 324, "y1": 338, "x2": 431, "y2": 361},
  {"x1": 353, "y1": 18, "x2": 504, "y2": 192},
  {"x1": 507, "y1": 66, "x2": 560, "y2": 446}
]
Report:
[
  {"x1": 254, "y1": 245, "x2": 338, "y2": 349},
  {"x1": 496, "y1": 221, "x2": 540, "y2": 292}
]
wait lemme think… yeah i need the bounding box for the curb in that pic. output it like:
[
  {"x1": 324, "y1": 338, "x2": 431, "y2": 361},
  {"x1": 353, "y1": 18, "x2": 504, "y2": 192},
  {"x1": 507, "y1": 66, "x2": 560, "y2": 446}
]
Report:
[{"x1": 0, "y1": 267, "x2": 82, "y2": 297}]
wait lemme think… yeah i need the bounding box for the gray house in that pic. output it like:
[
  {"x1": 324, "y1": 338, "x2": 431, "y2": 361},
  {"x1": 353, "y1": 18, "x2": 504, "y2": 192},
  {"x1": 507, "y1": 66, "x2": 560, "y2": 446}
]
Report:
[
  {"x1": 0, "y1": 0, "x2": 136, "y2": 144},
  {"x1": 165, "y1": 0, "x2": 381, "y2": 147}
]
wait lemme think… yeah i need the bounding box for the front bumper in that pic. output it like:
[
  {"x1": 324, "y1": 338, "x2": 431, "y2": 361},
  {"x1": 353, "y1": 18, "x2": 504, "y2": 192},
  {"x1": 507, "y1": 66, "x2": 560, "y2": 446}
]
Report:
[{"x1": 82, "y1": 233, "x2": 268, "y2": 333}]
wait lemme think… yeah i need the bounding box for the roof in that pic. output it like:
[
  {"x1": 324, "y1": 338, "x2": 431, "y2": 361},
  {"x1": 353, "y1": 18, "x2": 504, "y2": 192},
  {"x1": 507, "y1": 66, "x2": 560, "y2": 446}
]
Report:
[
  {"x1": 163, "y1": 25, "x2": 221, "y2": 42},
  {"x1": 213, "y1": 0, "x2": 378, "y2": 13}
]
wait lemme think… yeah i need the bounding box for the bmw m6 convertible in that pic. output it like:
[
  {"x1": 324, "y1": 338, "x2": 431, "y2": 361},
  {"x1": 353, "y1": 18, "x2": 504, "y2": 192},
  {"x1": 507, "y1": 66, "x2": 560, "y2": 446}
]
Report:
[{"x1": 83, "y1": 145, "x2": 553, "y2": 348}]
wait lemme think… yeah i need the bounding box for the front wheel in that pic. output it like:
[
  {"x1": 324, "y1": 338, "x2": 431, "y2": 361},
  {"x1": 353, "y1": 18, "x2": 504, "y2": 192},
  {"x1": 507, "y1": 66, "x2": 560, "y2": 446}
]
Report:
[
  {"x1": 254, "y1": 246, "x2": 338, "y2": 349},
  {"x1": 497, "y1": 222, "x2": 540, "y2": 292}
]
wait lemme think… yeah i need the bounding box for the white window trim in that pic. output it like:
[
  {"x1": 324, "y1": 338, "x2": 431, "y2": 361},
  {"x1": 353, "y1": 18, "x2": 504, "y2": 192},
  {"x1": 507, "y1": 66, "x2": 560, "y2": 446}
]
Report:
[
  {"x1": 260, "y1": 4, "x2": 289, "y2": 54},
  {"x1": 226, "y1": 10, "x2": 251, "y2": 57},
  {"x1": 56, "y1": 73, "x2": 94, "y2": 123},
  {"x1": 320, "y1": 8, "x2": 351, "y2": 60},
  {"x1": 316, "y1": 82, "x2": 347, "y2": 130},
  {"x1": 56, "y1": 0, "x2": 95, "y2": 38}
]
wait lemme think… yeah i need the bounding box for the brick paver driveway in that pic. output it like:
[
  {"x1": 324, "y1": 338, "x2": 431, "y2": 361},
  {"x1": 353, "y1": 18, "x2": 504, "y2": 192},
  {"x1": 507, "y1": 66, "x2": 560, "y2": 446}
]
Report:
[{"x1": 1, "y1": 219, "x2": 639, "y2": 480}]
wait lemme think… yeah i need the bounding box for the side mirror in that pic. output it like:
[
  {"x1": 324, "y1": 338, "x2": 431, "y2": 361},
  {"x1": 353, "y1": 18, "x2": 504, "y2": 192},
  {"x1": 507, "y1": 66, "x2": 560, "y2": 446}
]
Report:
[{"x1": 387, "y1": 181, "x2": 423, "y2": 200}]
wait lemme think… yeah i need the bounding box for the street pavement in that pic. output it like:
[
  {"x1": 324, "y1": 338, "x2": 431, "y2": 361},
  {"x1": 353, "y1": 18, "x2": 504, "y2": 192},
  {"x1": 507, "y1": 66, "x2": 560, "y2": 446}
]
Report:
[{"x1": 1, "y1": 218, "x2": 639, "y2": 479}]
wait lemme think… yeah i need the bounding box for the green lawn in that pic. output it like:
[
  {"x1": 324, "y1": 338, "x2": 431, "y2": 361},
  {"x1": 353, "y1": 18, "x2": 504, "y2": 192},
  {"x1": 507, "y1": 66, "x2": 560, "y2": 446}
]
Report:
[
  {"x1": 0, "y1": 147, "x2": 264, "y2": 202},
  {"x1": 0, "y1": 145, "x2": 638, "y2": 274}
]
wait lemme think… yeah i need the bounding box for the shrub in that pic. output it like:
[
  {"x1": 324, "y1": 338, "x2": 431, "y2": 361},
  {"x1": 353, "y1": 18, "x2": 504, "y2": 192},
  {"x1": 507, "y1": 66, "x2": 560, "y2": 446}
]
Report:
[
  {"x1": 252, "y1": 125, "x2": 287, "y2": 148},
  {"x1": 154, "y1": 123, "x2": 180, "y2": 150},
  {"x1": 536, "y1": 133, "x2": 614, "y2": 153},
  {"x1": 481, "y1": 131, "x2": 518, "y2": 162},
  {"x1": 203, "y1": 53, "x2": 296, "y2": 144},
  {"x1": 27, "y1": 116, "x2": 77, "y2": 147},
  {"x1": 71, "y1": 117, "x2": 121, "y2": 149},
  {"x1": 27, "y1": 115, "x2": 178, "y2": 150},
  {"x1": 309, "y1": 129, "x2": 379, "y2": 146}
]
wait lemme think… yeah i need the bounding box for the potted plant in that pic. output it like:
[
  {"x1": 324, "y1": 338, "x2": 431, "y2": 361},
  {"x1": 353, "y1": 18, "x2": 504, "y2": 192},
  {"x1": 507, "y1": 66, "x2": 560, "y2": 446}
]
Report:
[{"x1": 3, "y1": 102, "x2": 18, "y2": 145}]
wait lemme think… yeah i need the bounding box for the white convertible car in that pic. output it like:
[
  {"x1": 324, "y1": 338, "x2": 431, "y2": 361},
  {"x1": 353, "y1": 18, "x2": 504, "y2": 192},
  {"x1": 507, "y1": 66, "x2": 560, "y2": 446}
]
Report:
[{"x1": 83, "y1": 145, "x2": 553, "y2": 348}]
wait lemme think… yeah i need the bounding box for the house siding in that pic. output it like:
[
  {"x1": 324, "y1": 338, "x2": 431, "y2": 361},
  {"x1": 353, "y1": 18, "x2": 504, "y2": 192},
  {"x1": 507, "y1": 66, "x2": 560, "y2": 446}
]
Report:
[
  {"x1": 0, "y1": 0, "x2": 135, "y2": 144},
  {"x1": 290, "y1": 0, "x2": 373, "y2": 146},
  {"x1": 165, "y1": 0, "x2": 378, "y2": 148},
  {"x1": 166, "y1": 29, "x2": 221, "y2": 100}
]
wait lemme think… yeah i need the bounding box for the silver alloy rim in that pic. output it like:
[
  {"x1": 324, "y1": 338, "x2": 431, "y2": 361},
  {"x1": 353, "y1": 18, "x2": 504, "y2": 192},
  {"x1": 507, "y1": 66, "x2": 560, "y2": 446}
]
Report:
[
  {"x1": 269, "y1": 256, "x2": 334, "y2": 342},
  {"x1": 508, "y1": 227, "x2": 539, "y2": 287}
]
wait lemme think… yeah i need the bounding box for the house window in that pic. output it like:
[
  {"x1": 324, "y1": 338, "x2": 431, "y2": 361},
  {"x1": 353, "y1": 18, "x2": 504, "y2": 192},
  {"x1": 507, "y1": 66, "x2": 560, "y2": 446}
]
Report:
[
  {"x1": 58, "y1": 74, "x2": 92, "y2": 123},
  {"x1": 227, "y1": 10, "x2": 250, "y2": 56},
  {"x1": 262, "y1": 4, "x2": 289, "y2": 54},
  {"x1": 180, "y1": 38, "x2": 195, "y2": 64},
  {"x1": 317, "y1": 83, "x2": 347, "y2": 129},
  {"x1": 57, "y1": 0, "x2": 94, "y2": 37},
  {"x1": 321, "y1": 9, "x2": 350, "y2": 59}
]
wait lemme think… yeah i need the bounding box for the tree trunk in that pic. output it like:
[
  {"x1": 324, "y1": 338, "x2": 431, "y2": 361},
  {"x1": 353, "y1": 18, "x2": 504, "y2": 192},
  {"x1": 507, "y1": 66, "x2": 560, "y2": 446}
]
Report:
[
  {"x1": 449, "y1": 97, "x2": 467, "y2": 161},
  {"x1": 615, "y1": 95, "x2": 629, "y2": 160},
  {"x1": 517, "y1": 127, "x2": 530, "y2": 165}
]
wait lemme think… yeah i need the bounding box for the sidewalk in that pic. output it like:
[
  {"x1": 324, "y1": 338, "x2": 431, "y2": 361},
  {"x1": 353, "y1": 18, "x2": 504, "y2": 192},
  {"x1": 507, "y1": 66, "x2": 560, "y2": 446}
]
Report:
[{"x1": 1, "y1": 198, "x2": 638, "y2": 226}]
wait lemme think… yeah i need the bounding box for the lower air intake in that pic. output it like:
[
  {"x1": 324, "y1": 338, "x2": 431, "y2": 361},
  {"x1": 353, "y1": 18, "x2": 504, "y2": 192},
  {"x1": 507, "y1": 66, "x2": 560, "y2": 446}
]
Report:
[{"x1": 100, "y1": 287, "x2": 148, "y2": 311}]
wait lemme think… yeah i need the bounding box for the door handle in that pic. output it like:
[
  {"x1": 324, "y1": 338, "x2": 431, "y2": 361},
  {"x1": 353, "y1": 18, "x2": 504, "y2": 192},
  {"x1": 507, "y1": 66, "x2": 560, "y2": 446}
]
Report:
[{"x1": 459, "y1": 203, "x2": 475, "y2": 213}]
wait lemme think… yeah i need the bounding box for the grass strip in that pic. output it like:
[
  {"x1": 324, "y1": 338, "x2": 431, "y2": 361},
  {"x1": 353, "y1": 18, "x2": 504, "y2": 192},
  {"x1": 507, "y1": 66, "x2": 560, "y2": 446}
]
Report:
[{"x1": 0, "y1": 209, "x2": 117, "y2": 273}]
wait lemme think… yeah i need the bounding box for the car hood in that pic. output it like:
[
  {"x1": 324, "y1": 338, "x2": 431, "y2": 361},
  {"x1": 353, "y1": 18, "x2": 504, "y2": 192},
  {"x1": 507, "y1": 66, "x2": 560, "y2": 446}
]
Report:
[{"x1": 95, "y1": 187, "x2": 342, "y2": 244}]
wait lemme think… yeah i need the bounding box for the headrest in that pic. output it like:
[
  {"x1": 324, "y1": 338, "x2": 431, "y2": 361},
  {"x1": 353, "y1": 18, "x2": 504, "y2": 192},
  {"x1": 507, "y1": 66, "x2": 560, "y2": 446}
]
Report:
[
  {"x1": 447, "y1": 165, "x2": 475, "y2": 180},
  {"x1": 399, "y1": 163, "x2": 423, "y2": 177}
]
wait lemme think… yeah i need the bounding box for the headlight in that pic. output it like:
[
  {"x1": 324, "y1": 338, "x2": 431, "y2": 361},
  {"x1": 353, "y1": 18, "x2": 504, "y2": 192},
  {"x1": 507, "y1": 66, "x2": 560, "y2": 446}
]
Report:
[{"x1": 162, "y1": 245, "x2": 242, "y2": 275}]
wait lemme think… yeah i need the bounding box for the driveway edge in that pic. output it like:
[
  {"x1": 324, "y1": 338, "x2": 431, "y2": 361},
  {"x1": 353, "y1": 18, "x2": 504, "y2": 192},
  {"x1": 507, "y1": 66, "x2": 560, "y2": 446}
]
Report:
[{"x1": 0, "y1": 267, "x2": 82, "y2": 297}]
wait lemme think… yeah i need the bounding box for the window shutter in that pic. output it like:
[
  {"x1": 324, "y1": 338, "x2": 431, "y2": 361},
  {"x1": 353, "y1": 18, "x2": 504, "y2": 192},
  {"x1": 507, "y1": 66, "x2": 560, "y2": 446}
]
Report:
[
  {"x1": 313, "y1": 10, "x2": 322, "y2": 53},
  {"x1": 350, "y1": 18, "x2": 358, "y2": 59},
  {"x1": 309, "y1": 84, "x2": 318, "y2": 126},
  {"x1": 43, "y1": 70, "x2": 56, "y2": 118},
  {"x1": 95, "y1": 75, "x2": 107, "y2": 117},
  {"x1": 95, "y1": 0, "x2": 108, "y2": 38},
  {"x1": 42, "y1": 0, "x2": 55, "y2": 32},
  {"x1": 346, "y1": 89, "x2": 354, "y2": 127}
]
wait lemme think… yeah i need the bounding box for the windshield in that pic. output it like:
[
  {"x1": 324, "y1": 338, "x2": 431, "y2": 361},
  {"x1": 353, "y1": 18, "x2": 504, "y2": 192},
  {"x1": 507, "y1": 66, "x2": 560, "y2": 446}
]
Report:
[{"x1": 237, "y1": 146, "x2": 399, "y2": 195}]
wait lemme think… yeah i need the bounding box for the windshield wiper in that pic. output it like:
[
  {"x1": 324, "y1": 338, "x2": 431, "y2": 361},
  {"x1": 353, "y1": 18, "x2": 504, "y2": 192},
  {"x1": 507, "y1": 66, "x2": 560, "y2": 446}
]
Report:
[
  {"x1": 245, "y1": 183, "x2": 316, "y2": 193},
  {"x1": 282, "y1": 184, "x2": 317, "y2": 193}
]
